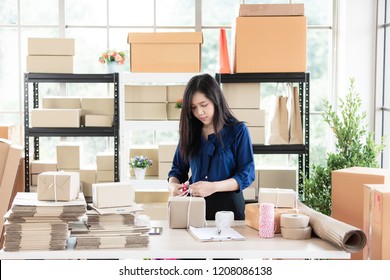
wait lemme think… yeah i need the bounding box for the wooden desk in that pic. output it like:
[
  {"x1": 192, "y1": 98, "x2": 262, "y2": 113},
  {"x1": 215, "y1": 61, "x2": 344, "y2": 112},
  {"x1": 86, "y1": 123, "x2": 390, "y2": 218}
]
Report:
[{"x1": 0, "y1": 221, "x2": 350, "y2": 260}]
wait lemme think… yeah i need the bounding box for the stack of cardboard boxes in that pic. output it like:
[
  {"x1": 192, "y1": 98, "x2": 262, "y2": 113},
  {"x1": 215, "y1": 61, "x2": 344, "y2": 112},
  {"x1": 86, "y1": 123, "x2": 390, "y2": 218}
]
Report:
[
  {"x1": 222, "y1": 83, "x2": 265, "y2": 144},
  {"x1": 124, "y1": 85, "x2": 186, "y2": 121},
  {"x1": 27, "y1": 38, "x2": 75, "y2": 73},
  {"x1": 96, "y1": 152, "x2": 115, "y2": 183},
  {"x1": 233, "y1": 4, "x2": 306, "y2": 73},
  {"x1": 332, "y1": 167, "x2": 390, "y2": 259}
]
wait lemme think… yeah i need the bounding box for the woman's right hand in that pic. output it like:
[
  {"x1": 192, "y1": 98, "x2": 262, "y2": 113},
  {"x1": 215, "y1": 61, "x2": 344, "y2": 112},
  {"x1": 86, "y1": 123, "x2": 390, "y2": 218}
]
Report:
[{"x1": 168, "y1": 182, "x2": 184, "y2": 196}]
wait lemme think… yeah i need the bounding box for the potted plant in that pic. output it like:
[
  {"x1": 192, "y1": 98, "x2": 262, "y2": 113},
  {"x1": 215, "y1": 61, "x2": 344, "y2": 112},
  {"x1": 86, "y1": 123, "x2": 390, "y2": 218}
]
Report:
[
  {"x1": 175, "y1": 98, "x2": 183, "y2": 109},
  {"x1": 99, "y1": 49, "x2": 126, "y2": 73},
  {"x1": 301, "y1": 78, "x2": 386, "y2": 216},
  {"x1": 129, "y1": 155, "x2": 153, "y2": 180}
]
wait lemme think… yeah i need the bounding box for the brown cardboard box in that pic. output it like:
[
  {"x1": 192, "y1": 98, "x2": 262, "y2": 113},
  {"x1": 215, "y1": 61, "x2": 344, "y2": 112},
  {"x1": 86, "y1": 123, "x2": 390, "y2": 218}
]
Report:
[
  {"x1": 127, "y1": 32, "x2": 203, "y2": 73},
  {"x1": 158, "y1": 143, "x2": 178, "y2": 162},
  {"x1": 0, "y1": 124, "x2": 16, "y2": 141},
  {"x1": 37, "y1": 171, "x2": 80, "y2": 201},
  {"x1": 125, "y1": 103, "x2": 167, "y2": 120},
  {"x1": 232, "y1": 109, "x2": 265, "y2": 126},
  {"x1": 92, "y1": 182, "x2": 134, "y2": 208},
  {"x1": 129, "y1": 146, "x2": 159, "y2": 176},
  {"x1": 81, "y1": 97, "x2": 114, "y2": 115},
  {"x1": 234, "y1": 16, "x2": 306, "y2": 73},
  {"x1": 245, "y1": 203, "x2": 297, "y2": 233},
  {"x1": 259, "y1": 167, "x2": 297, "y2": 191},
  {"x1": 259, "y1": 188, "x2": 296, "y2": 208},
  {"x1": 363, "y1": 184, "x2": 389, "y2": 259},
  {"x1": 96, "y1": 170, "x2": 115, "y2": 182},
  {"x1": 168, "y1": 196, "x2": 206, "y2": 228},
  {"x1": 27, "y1": 55, "x2": 74, "y2": 73},
  {"x1": 42, "y1": 97, "x2": 81, "y2": 109},
  {"x1": 0, "y1": 139, "x2": 11, "y2": 183},
  {"x1": 0, "y1": 144, "x2": 23, "y2": 244},
  {"x1": 84, "y1": 115, "x2": 113, "y2": 127},
  {"x1": 56, "y1": 142, "x2": 82, "y2": 170},
  {"x1": 158, "y1": 161, "x2": 172, "y2": 180},
  {"x1": 222, "y1": 83, "x2": 260, "y2": 109},
  {"x1": 239, "y1": 4, "x2": 304, "y2": 17},
  {"x1": 79, "y1": 168, "x2": 96, "y2": 197},
  {"x1": 31, "y1": 109, "x2": 81, "y2": 127},
  {"x1": 96, "y1": 152, "x2": 114, "y2": 171},
  {"x1": 332, "y1": 167, "x2": 390, "y2": 260},
  {"x1": 247, "y1": 126, "x2": 265, "y2": 144},
  {"x1": 167, "y1": 85, "x2": 186, "y2": 102},
  {"x1": 243, "y1": 185, "x2": 256, "y2": 200},
  {"x1": 31, "y1": 160, "x2": 57, "y2": 174},
  {"x1": 371, "y1": 187, "x2": 390, "y2": 259},
  {"x1": 28, "y1": 38, "x2": 75, "y2": 55},
  {"x1": 167, "y1": 103, "x2": 181, "y2": 120},
  {"x1": 125, "y1": 85, "x2": 166, "y2": 103}
]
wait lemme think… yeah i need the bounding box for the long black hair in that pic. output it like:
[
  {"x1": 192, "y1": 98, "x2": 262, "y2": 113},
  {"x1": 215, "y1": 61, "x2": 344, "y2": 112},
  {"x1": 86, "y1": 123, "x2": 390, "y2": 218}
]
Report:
[{"x1": 179, "y1": 73, "x2": 239, "y2": 163}]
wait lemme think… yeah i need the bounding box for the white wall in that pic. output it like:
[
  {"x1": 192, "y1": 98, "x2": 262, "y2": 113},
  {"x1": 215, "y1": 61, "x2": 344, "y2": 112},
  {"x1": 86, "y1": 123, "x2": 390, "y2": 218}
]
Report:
[{"x1": 337, "y1": 0, "x2": 377, "y2": 131}]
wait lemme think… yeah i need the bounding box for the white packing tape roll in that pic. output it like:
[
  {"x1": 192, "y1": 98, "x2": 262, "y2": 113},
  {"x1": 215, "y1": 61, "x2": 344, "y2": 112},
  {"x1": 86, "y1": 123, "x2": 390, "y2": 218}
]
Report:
[
  {"x1": 280, "y1": 213, "x2": 310, "y2": 228},
  {"x1": 215, "y1": 211, "x2": 234, "y2": 228},
  {"x1": 281, "y1": 226, "x2": 312, "y2": 240}
]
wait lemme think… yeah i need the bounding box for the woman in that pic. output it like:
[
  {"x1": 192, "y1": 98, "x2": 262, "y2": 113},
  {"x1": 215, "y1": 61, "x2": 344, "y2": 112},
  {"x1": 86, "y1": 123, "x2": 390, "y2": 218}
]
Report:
[{"x1": 168, "y1": 73, "x2": 255, "y2": 220}]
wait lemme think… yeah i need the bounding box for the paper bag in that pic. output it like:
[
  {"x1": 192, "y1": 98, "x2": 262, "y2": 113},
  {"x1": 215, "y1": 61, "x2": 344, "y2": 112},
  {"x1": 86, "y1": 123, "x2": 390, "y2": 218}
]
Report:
[
  {"x1": 168, "y1": 196, "x2": 206, "y2": 229},
  {"x1": 219, "y1": 28, "x2": 231, "y2": 74},
  {"x1": 267, "y1": 95, "x2": 289, "y2": 144},
  {"x1": 289, "y1": 86, "x2": 303, "y2": 144}
]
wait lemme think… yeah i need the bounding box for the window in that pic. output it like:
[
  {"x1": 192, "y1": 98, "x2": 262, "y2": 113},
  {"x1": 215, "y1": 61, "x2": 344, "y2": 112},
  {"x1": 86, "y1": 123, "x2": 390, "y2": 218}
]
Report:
[
  {"x1": 0, "y1": 0, "x2": 335, "y2": 169},
  {"x1": 376, "y1": 0, "x2": 390, "y2": 168}
]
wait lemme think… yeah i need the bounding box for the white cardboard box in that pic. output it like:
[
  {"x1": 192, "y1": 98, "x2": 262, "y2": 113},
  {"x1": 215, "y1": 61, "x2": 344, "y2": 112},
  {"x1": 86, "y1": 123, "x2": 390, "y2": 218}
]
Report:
[
  {"x1": 258, "y1": 187, "x2": 296, "y2": 208},
  {"x1": 92, "y1": 182, "x2": 134, "y2": 208},
  {"x1": 37, "y1": 171, "x2": 80, "y2": 201}
]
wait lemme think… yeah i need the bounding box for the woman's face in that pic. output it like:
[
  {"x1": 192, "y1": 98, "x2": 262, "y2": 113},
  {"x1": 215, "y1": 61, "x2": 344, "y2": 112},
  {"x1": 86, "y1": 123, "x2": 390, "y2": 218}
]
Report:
[{"x1": 190, "y1": 91, "x2": 215, "y2": 127}]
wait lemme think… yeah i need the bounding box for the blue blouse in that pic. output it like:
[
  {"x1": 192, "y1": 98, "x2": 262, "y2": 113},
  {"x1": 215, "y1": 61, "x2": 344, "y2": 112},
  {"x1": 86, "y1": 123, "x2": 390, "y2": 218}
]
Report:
[{"x1": 168, "y1": 122, "x2": 255, "y2": 220}]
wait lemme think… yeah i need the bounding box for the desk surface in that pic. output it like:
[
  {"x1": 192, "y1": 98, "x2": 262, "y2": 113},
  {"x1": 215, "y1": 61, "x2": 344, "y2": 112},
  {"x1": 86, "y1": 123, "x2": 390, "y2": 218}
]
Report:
[{"x1": 0, "y1": 221, "x2": 350, "y2": 260}]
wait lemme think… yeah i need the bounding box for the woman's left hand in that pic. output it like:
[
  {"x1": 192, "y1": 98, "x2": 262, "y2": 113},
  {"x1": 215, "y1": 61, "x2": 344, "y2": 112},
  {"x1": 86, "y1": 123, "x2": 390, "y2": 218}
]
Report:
[{"x1": 189, "y1": 181, "x2": 216, "y2": 197}]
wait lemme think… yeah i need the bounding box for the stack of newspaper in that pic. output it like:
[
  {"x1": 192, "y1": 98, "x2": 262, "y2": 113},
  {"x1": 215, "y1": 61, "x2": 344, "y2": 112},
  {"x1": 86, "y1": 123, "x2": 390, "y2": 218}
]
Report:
[
  {"x1": 3, "y1": 192, "x2": 87, "y2": 251},
  {"x1": 70, "y1": 206, "x2": 150, "y2": 249}
]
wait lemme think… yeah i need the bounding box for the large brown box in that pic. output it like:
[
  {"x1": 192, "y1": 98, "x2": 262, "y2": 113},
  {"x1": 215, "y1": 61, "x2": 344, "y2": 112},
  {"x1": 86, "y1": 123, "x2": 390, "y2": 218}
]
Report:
[
  {"x1": 332, "y1": 167, "x2": 390, "y2": 260},
  {"x1": 0, "y1": 139, "x2": 11, "y2": 183},
  {"x1": 84, "y1": 115, "x2": 113, "y2": 127},
  {"x1": 158, "y1": 143, "x2": 178, "y2": 162},
  {"x1": 30, "y1": 160, "x2": 57, "y2": 174},
  {"x1": 0, "y1": 124, "x2": 16, "y2": 141},
  {"x1": 363, "y1": 184, "x2": 390, "y2": 260},
  {"x1": 168, "y1": 196, "x2": 206, "y2": 229},
  {"x1": 79, "y1": 168, "x2": 96, "y2": 197},
  {"x1": 158, "y1": 162, "x2": 172, "y2": 180},
  {"x1": 28, "y1": 38, "x2": 75, "y2": 56},
  {"x1": 239, "y1": 4, "x2": 304, "y2": 17},
  {"x1": 96, "y1": 152, "x2": 114, "y2": 171},
  {"x1": 27, "y1": 55, "x2": 74, "y2": 73},
  {"x1": 167, "y1": 103, "x2": 181, "y2": 120},
  {"x1": 234, "y1": 16, "x2": 306, "y2": 73},
  {"x1": 259, "y1": 167, "x2": 297, "y2": 191},
  {"x1": 135, "y1": 190, "x2": 169, "y2": 203},
  {"x1": 127, "y1": 32, "x2": 203, "y2": 73}
]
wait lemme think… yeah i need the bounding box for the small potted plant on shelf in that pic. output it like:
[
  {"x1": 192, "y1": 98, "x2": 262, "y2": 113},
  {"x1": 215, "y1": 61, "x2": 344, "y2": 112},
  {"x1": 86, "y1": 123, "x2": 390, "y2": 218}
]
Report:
[
  {"x1": 129, "y1": 155, "x2": 153, "y2": 180},
  {"x1": 175, "y1": 98, "x2": 183, "y2": 109},
  {"x1": 99, "y1": 49, "x2": 126, "y2": 73}
]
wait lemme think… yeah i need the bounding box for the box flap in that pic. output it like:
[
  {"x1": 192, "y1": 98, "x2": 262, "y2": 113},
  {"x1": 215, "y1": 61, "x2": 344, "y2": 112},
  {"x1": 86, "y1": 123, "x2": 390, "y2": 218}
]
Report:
[
  {"x1": 239, "y1": 4, "x2": 304, "y2": 17},
  {"x1": 128, "y1": 32, "x2": 203, "y2": 44}
]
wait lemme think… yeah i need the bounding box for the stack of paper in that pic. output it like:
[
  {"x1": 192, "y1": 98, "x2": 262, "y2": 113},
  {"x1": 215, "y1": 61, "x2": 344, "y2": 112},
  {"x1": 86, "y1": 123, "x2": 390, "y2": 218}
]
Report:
[
  {"x1": 3, "y1": 192, "x2": 87, "y2": 251},
  {"x1": 70, "y1": 206, "x2": 149, "y2": 249}
]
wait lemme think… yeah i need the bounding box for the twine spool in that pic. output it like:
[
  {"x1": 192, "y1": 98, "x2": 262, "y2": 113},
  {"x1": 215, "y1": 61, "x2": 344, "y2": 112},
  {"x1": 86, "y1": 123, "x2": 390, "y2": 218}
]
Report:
[
  {"x1": 215, "y1": 211, "x2": 234, "y2": 228},
  {"x1": 259, "y1": 203, "x2": 275, "y2": 238}
]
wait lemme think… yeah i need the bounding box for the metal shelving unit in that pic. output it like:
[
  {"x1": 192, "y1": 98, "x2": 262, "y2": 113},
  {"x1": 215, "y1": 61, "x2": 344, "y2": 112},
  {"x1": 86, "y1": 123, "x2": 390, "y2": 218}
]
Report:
[
  {"x1": 24, "y1": 73, "x2": 120, "y2": 192},
  {"x1": 215, "y1": 72, "x2": 310, "y2": 192}
]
